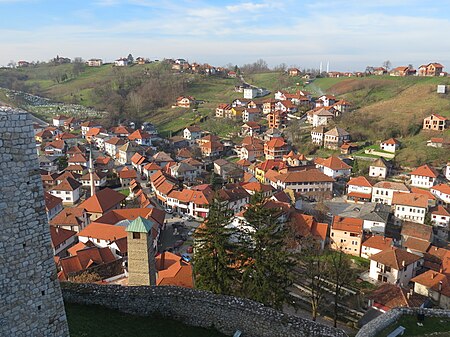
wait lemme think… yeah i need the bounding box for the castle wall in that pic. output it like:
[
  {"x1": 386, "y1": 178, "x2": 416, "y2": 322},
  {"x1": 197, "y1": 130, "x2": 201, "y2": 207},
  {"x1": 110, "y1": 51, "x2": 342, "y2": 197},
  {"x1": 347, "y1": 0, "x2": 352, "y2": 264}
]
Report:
[
  {"x1": 0, "y1": 108, "x2": 69, "y2": 336},
  {"x1": 61, "y1": 282, "x2": 348, "y2": 337}
]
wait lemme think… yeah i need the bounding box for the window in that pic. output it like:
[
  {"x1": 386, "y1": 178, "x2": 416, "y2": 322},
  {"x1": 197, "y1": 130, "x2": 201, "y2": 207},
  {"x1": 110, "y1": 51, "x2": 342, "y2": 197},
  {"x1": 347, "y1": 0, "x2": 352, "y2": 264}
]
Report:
[{"x1": 133, "y1": 232, "x2": 140, "y2": 239}]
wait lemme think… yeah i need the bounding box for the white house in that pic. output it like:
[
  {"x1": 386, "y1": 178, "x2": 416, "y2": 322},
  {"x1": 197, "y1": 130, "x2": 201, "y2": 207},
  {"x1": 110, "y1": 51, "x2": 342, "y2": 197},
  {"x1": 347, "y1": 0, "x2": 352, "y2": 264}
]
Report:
[
  {"x1": 317, "y1": 95, "x2": 336, "y2": 107},
  {"x1": 52, "y1": 115, "x2": 69, "y2": 127},
  {"x1": 430, "y1": 205, "x2": 450, "y2": 240},
  {"x1": 169, "y1": 162, "x2": 198, "y2": 182},
  {"x1": 361, "y1": 236, "x2": 393, "y2": 259},
  {"x1": 312, "y1": 109, "x2": 334, "y2": 127},
  {"x1": 410, "y1": 164, "x2": 439, "y2": 189},
  {"x1": 311, "y1": 126, "x2": 325, "y2": 146},
  {"x1": 346, "y1": 176, "x2": 373, "y2": 203},
  {"x1": 244, "y1": 88, "x2": 258, "y2": 99},
  {"x1": 380, "y1": 138, "x2": 400, "y2": 153},
  {"x1": 430, "y1": 184, "x2": 450, "y2": 205},
  {"x1": 115, "y1": 58, "x2": 128, "y2": 66},
  {"x1": 104, "y1": 137, "x2": 127, "y2": 158},
  {"x1": 183, "y1": 126, "x2": 202, "y2": 140},
  {"x1": 412, "y1": 270, "x2": 450, "y2": 310},
  {"x1": 371, "y1": 181, "x2": 410, "y2": 205},
  {"x1": 369, "y1": 247, "x2": 423, "y2": 285},
  {"x1": 128, "y1": 129, "x2": 152, "y2": 147},
  {"x1": 315, "y1": 156, "x2": 352, "y2": 178},
  {"x1": 445, "y1": 163, "x2": 450, "y2": 181},
  {"x1": 392, "y1": 192, "x2": 428, "y2": 225},
  {"x1": 50, "y1": 227, "x2": 77, "y2": 257},
  {"x1": 49, "y1": 177, "x2": 82, "y2": 205},
  {"x1": 143, "y1": 163, "x2": 161, "y2": 180},
  {"x1": 369, "y1": 157, "x2": 390, "y2": 179}
]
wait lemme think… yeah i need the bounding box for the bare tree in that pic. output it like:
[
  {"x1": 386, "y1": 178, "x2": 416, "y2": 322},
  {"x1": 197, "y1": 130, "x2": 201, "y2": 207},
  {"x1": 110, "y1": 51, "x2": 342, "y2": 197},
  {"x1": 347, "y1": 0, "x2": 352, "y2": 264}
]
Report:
[
  {"x1": 328, "y1": 247, "x2": 355, "y2": 327},
  {"x1": 72, "y1": 57, "x2": 85, "y2": 76},
  {"x1": 382, "y1": 60, "x2": 392, "y2": 70},
  {"x1": 299, "y1": 236, "x2": 330, "y2": 321}
]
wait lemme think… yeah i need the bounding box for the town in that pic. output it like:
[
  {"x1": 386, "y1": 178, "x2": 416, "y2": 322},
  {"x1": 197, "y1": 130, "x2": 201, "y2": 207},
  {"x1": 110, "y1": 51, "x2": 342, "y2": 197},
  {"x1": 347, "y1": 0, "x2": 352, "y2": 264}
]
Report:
[{"x1": 1, "y1": 53, "x2": 450, "y2": 337}]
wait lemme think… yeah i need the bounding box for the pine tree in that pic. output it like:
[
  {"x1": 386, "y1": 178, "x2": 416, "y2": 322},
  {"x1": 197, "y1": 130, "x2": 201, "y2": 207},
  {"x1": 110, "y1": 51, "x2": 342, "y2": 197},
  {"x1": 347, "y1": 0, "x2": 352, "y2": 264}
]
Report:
[
  {"x1": 239, "y1": 192, "x2": 294, "y2": 309},
  {"x1": 193, "y1": 198, "x2": 238, "y2": 295}
]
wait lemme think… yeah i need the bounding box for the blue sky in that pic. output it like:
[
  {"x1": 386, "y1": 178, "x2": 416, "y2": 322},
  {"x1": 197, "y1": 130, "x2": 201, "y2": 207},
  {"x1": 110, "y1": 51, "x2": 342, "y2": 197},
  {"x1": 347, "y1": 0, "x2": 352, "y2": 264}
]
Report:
[{"x1": 2, "y1": 0, "x2": 450, "y2": 70}]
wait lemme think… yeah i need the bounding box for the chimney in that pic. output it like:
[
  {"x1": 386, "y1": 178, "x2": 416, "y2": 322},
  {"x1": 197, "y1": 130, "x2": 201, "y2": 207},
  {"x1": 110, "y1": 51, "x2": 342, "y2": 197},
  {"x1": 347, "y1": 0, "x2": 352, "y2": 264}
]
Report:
[
  {"x1": 432, "y1": 273, "x2": 435, "y2": 279},
  {"x1": 407, "y1": 292, "x2": 411, "y2": 299},
  {"x1": 402, "y1": 260, "x2": 406, "y2": 268},
  {"x1": 439, "y1": 281, "x2": 443, "y2": 291}
]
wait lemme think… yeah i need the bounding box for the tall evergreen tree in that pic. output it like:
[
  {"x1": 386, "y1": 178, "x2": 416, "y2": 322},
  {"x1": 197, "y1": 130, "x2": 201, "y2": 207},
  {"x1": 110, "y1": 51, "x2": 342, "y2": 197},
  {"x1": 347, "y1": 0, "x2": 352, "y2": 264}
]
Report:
[
  {"x1": 240, "y1": 192, "x2": 294, "y2": 309},
  {"x1": 193, "y1": 198, "x2": 238, "y2": 295}
]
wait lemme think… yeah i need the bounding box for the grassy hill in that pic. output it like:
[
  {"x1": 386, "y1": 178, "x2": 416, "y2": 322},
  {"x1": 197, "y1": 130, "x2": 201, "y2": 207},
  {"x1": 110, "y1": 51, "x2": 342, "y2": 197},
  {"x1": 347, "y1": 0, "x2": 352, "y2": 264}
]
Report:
[
  {"x1": 306, "y1": 76, "x2": 450, "y2": 166},
  {"x1": 2, "y1": 64, "x2": 449, "y2": 166}
]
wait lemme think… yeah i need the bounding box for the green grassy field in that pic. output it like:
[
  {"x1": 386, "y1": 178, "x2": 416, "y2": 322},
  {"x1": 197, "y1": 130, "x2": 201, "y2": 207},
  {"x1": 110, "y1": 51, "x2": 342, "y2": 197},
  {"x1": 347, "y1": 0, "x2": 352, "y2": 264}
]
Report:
[
  {"x1": 376, "y1": 315, "x2": 450, "y2": 337},
  {"x1": 65, "y1": 303, "x2": 227, "y2": 337},
  {"x1": 306, "y1": 75, "x2": 450, "y2": 166}
]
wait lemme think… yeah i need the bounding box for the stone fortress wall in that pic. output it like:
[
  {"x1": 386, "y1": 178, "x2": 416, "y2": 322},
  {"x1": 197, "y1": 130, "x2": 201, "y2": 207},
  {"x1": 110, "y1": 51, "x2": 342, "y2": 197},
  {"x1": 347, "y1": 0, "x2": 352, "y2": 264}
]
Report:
[
  {"x1": 0, "y1": 108, "x2": 69, "y2": 336},
  {"x1": 356, "y1": 307, "x2": 450, "y2": 337},
  {"x1": 61, "y1": 282, "x2": 348, "y2": 337}
]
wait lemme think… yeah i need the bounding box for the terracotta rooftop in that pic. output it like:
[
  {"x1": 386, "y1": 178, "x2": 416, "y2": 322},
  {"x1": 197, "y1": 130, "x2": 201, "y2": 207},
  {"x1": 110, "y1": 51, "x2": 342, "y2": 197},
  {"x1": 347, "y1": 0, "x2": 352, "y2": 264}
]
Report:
[
  {"x1": 410, "y1": 164, "x2": 439, "y2": 178},
  {"x1": 362, "y1": 236, "x2": 393, "y2": 251},
  {"x1": 367, "y1": 284, "x2": 427, "y2": 310},
  {"x1": 332, "y1": 216, "x2": 363, "y2": 232},
  {"x1": 411, "y1": 270, "x2": 450, "y2": 297},
  {"x1": 44, "y1": 192, "x2": 63, "y2": 211},
  {"x1": 51, "y1": 177, "x2": 81, "y2": 192},
  {"x1": 392, "y1": 192, "x2": 428, "y2": 208},
  {"x1": 78, "y1": 223, "x2": 127, "y2": 242},
  {"x1": 348, "y1": 176, "x2": 372, "y2": 188},
  {"x1": 401, "y1": 221, "x2": 433, "y2": 241},
  {"x1": 315, "y1": 156, "x2": 351, "y2": 170},
  {"x1": 78, "y1": 187, "x2": 126, "y2": 214},
  {"x1": 370, "y1": 247, "x2": 421, "y2": 269},
  {"x1": 276, "y1": 168, "x2": 335, "y2": 183}
]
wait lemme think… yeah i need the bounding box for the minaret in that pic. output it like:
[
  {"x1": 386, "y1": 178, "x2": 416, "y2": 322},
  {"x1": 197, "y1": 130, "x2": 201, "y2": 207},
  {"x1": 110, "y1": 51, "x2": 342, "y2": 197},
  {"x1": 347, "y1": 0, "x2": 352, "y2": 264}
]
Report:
[
  {"x1": 89, "y1": 147, "x2": 95, "y2": 197},
  {"x1": 319, "y1": 61, "x2": 323, "y2": 73},
  {"x1": 326, "y1": 61, "x2": 330, "y2": 73}
]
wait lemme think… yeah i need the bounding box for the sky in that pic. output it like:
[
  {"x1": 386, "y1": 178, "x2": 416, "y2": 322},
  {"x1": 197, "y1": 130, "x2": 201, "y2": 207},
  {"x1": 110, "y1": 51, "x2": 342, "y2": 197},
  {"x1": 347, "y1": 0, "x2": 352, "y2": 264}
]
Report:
[{"x1": 1, "y1": 0, "x2": 450, "y2": 71}]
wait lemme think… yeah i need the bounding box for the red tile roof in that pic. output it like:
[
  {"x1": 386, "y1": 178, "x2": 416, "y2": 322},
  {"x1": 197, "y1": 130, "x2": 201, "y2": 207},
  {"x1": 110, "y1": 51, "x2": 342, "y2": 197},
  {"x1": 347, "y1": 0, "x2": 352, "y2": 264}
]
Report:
[
  {"x1": 315, "y1": 156, "x2": 351, "y2": 170},
  {"x1": 370, "y1": 247, "x2": 421, "y2": 269},
  {"x1": 347, "y1": 176, "x2": 372, "y2": 188},
  {"x1": 332, "y1": 216, "x2": 363, "y2": 233},
  {"x1": 362, "y1": 236, "x2": 393, "y2": 251},
  {"x1": 392, "y1": 192, "x2": 428, "y2": 208},
  {"x1": 410, "y1": 164, "x2": 439, "y2": 178},
  {"x1": 44, "y1": 192, "x2": 63, "y2": 211},
  {"x1": 78, "y1": 188, "x2": 126, "y2": 214},
  {"x1": 51, "y1": 177, "x2": 81, "y2": 192},
  {"x1": 78, "y1": 223, "x2": 127, "y2": 241},
  {"x1": 50, "y1": 227, "x2": 76, "y2": 248}
]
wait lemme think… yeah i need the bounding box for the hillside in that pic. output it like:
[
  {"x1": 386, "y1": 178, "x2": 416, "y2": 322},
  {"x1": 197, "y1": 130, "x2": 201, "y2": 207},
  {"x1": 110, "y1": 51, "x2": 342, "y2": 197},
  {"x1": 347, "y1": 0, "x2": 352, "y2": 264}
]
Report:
[
  {"x1": 2, "y1": 64, "x2": 449, "y2": 166},
  {"x1": 306, "y1": 76, "x2": 450, "y2": 166}
]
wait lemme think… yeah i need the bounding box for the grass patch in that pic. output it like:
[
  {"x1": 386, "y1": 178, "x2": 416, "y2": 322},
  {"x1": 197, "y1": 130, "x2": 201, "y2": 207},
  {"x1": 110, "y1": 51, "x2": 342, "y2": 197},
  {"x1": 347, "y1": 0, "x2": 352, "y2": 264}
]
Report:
[
  {"x1": 119, "y1": 189, "x2": 130, "y2": 197},
  {"x1": 376, "y1": 315, "x2": 450, "y2": 337},
  {"x1": 65, "y1": 302, "x2": 227, "y2": 337}
]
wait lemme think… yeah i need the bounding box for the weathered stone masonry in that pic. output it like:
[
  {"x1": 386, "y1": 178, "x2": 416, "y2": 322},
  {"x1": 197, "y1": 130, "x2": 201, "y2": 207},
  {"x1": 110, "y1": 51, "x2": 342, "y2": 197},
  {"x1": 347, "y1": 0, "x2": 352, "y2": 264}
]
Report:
[
  {"x1": 61, "y1": 282, "x2": 348, "y2": 337},
  {"x1": 0, "y1": 108, "x2": 69, "y2": 337}
]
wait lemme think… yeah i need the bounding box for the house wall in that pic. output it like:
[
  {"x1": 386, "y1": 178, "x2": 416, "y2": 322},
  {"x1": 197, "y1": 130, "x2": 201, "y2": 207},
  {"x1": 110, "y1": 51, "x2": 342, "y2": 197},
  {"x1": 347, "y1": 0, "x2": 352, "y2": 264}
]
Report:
[
  {"x1": 380, "y1": 143, "x2": 397, "y2": 153},
  {"x1": 330, "y1": 229, "x2": 362, "y2": 256},
  {"x1": 361, "y1": 246, "x2": 382, "y2": 259},
  {"x1": 369, "y1": 166, "x2": 387, "y2": 178},
  {"x1": 363, "y1": 220, "x2": 386, "y2": 234},
  {"x1": 394, "y1": 205, "x2": 426, "y2": 224},
  {"x1": 411, "y1": 174, "x2": 436, "y2": 189},
  {"x1": 372, "y1": 187, "x2": 408, "y2": 205},
  {"x1": 369, "y1": 260, "x2": 399, "y2": 284}
]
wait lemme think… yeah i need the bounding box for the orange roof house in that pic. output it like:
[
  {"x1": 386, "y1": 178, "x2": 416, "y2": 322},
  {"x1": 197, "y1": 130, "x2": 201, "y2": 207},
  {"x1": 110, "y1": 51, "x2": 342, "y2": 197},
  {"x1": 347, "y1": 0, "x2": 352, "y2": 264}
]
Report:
[{"x1": 78, "y1": 187, "x2": 126, "y2": 220}]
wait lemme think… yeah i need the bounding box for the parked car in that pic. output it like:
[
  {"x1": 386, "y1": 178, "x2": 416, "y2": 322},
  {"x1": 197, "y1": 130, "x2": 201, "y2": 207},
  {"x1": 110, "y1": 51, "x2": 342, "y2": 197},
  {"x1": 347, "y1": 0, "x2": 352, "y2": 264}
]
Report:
[
  {"x1": 188, "y1": 228, "x2": 196, "y2": 236},
  {"x1": 165, "y1": 208, "x2": 173, "y2": 214},
  {"x1": 181, "y1": 253, "x2": 191, "y2": 262}
]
